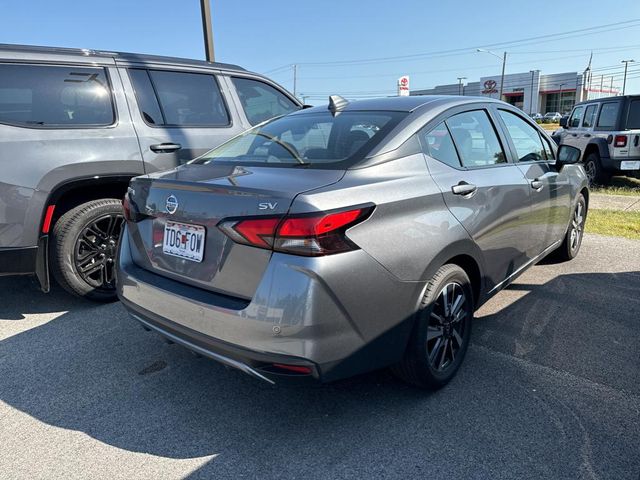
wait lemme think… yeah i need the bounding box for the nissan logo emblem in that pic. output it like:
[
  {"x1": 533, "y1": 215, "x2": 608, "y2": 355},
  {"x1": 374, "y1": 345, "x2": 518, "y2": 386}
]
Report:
[{"x1": 165, "y1": 195, "x2": 178, "y2": 214}]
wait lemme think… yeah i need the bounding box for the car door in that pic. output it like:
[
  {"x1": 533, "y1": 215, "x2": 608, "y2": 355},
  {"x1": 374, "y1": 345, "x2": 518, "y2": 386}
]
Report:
[
  {"x1": 494, "y1": 108, "x2": 572, "y2": 254},
  {"x1": 119, "y1": 66, "x2": 244, "y2": 173},
  {"x1": 560, "y1": 105, "x2": 585, "y2": 150},
  {"x1": 419, "y1": 107, "x2": 532, "y2": 290}
]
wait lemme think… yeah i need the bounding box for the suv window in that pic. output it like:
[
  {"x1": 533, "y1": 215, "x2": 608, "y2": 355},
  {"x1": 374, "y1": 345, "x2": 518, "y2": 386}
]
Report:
[
  {"x1": 231, "y1": 77, "x2": 298, "y2": 126},
  {"x1": 446, "y1": 110, "x2": 506, "y2": 167},
  {"x1": 627, "y1": 99, "x2": 640, "y2": 129},
  {"x1": 421, "y1": 122, "x2": 461, "y2": 168},
  {"x1": 568, "y1": 106, "x2": 584, "y2": 128},
  {"x1": 596, "y1": 102, "x2": 620, "y2": 129},
  {"x1": 0, "y1": 64, "x2": 114, "y2": 127},
  {"x1": 498, "y1": 110, "x2": 546, "y2": 162},
  {"x1": 582, "y1": 104, "x2": 598, "y2": 128},
  {"x1": 136, "y1": 70, "x2": 230, "y2": 127}
]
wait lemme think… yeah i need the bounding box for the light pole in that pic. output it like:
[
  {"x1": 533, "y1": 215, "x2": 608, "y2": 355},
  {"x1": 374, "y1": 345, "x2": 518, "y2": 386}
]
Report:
[
  {"x1": 529, "y1": 70, "x2": 537, "y2": 115},
  {"x1": 457, "y1": 77, "x2": 467, "y2": 96},
  {"x1": 477, "y1": 49, "x2": 507, "y2": 99},
  {"x1": 200, "y1": 0, "x2": 215, "y2": 62},
  {"x1": 558, "y1": 83, "x2": 565, "y2": 113},
  {"x1": 621, "y1": 59, "x2": 634, "y2": 95}
]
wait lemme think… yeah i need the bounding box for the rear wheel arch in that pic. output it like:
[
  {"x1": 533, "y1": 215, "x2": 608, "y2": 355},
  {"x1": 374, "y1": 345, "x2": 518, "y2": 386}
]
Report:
[
  {"x1": 444, "y1": 254, "x2": 482, "y2": 310},
  {"x1": 583, "y1": 139, "x2": 608, "y2": 162}
]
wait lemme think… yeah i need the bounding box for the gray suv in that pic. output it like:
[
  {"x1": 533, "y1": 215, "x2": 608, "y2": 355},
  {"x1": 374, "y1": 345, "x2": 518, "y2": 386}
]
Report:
[
  {"x1": 117, "y1": 95, "x2": 588, "y2": 388},
  {"x1": 0, "y1": 43, "x2": 300, "y2": 300},
  {"x1": 555, "y1": 95, "x2": 640, "y2": 184}
]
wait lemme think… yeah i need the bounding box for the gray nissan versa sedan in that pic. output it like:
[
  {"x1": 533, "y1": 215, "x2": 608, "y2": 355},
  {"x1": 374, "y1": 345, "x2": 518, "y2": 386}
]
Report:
[{"x1": 117, "y1": 95, "x2": 588, "y2": 388}]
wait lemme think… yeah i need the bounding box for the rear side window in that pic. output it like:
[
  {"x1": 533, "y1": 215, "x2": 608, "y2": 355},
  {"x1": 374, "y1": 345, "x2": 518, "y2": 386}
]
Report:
[
  {"x1": 582, "y1": 105, "x2": 598, "y2": 128},
  {"x1": 231, "y1": 77, "x2": 298, "y2": 126},
  {"x1": 0, "y1": 64, "x2": 114, "y2": 127},
  {"x1": 568, "y1": 106, "x2": 584, "y2": 128},
  {"x1": 132, "y1": 70, "x2": 229, "y2": 127},
  {"x1": 597, "y1": 102, "x2": 620, "y2": 129},
  {"x1": 421, "y1": 122, "x2": 461, "y2": 168},
  {"x1": 446, "y1": 110, "x2": 506, "y2": 167},
  {"x1": 498, "y1": 110, "x2": 546, "y2": 162},
  {"x1": 626, "y1": 99, "x2": 640, "y2": 129}
]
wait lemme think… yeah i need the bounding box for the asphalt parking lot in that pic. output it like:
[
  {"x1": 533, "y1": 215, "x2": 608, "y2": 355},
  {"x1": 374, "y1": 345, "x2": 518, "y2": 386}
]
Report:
[{"x1": 1, "y1": 233, "x2": 638, "y2": 480}]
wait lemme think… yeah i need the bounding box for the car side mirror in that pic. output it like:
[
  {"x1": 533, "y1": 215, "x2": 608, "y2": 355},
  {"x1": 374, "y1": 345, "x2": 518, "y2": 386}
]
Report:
[
  {"x1": 556, "y1": 145, "x2": 581, "y2": 166},
  {"x1": 559, "y1": 116, "x2": 568, "y2": 128}
]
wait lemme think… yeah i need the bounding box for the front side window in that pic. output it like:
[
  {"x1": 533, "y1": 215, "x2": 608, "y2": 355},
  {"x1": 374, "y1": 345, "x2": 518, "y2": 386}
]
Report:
[
  {"x1": 148, "y1": 70, "x2": 229, "y2": 127},
  {"x1": 420, "y1": 122, "x2": 461, "y2": 168},
  {"x1": 231, "y1": 77, "x2": 298, "y2": 126},
  {"x1": 0, "y1": 64, "x2": 114, "y2": 127},
  {"x1": 582, "y1": 104, "x2": 598, "y2": 128},
  {"x1": 193, "y1": 110, "x2": 406, "y2": 169},
  {"x1": 498, "y1": 110, "x2": 546, "y2": 162},
  {"x1": 597, "y1": 102, "x2": 620, "y2": 129},
  {"x1": 568, "y1": 106, "x2": 584, "y2": 128},
  {"x1": 445, "y1": 110, "x2": 506, "y2": 167}
]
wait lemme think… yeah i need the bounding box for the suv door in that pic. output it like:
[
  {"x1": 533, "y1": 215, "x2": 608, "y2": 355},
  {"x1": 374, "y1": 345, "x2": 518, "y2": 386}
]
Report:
[
  {"x1": 495, "y1": 108, "x2": 571, "y2": 253},
  {"x1": 561, "y1": 105, "x2": 585, "y2": 150},
  {"x1": 419, "y1": 107, "x2": 532, "y2": 290},
  {"x1": 121, "y1": 67, "x2": 244, "y2": 173}
]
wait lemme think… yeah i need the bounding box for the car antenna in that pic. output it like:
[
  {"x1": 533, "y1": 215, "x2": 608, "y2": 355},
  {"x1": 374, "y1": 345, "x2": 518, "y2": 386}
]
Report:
[{"x1": 328, "y1": 95, "x2": 348, "y2": 116}]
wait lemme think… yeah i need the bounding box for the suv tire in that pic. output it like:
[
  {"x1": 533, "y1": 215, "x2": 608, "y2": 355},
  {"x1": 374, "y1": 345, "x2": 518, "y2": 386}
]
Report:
[
  {"x1": 393, "y1": 264, "x2": 473, "y2": 389},
  {"x1": 583, "y1": 152, "x2": 610, "y2": 186},
  {"x1": 51, "y1": 199, "x2": 124, "y2": 302}
]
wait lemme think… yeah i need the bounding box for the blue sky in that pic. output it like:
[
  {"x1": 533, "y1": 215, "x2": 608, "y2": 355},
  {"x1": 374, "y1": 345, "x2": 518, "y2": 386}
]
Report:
[{"x1": 2, "y1": 0, "x2": 640, "y2": 102}]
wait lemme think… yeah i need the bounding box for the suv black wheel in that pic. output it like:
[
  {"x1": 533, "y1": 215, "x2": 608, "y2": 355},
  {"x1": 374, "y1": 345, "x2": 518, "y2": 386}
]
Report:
[
  {"x1": 51, "y1": 199, "x2": 124, "y2": 302},
  {"x1": 583, "y1": 152, "x2": 610, "y2": 186},
  {"x1": 393, "y1": 264, "x2": 473, "y2": 389}
]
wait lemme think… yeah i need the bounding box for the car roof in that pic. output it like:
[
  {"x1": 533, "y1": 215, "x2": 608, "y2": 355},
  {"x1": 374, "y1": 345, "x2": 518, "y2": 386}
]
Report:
[
  {"x1": 0, "y1": 43, "x2": 246, "y2": 72},
  {"x1": 295, "y1": 95, "x2": 502, "y2": 114}
]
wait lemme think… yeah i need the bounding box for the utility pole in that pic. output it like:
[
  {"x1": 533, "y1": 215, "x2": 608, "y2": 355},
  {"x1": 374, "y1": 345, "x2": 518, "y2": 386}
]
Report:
[
  {"x1": 529, "y1": 70, "x2": 536, "y2": 114},
  {"x1": 292, "y1": 64, "x2": 297, "y2": 97},
  {"x1": 200, "y1": 0, "x2": 215, "y2": 62},
  {"x1": 476, "y1": 49, "x2": 507, "y2": 100},
  {"x1": 621, "y1": 59, "x2": 634, "y2": 95},
  {"x1": 457, "y1": 77, "x2": 466, "y2": 96}
]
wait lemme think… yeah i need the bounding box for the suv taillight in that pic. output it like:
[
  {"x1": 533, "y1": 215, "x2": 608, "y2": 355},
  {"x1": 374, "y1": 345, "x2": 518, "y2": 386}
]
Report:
[
  {"x1": 218, "y1": 206, "x2": 373, "y2": 256},
  {"x1": 614, "y1": 135, "x2": 628, "y2": 148}
]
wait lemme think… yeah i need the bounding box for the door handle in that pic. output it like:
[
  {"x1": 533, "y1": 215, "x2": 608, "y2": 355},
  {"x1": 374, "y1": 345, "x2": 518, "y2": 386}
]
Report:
[
  {"x1": 451, "y1": 182, "x2": 477, "y2": 196},
  {"x1": 583, "y1": 133, "x2": 591, "y2": 138},
  {"x1": 150, "y1": 143, "x2": 182, "y2": 153},
  {"x1": 530, "y1": 179, "x2": 544, "y2": 190},
  {"x1": 571, "y1": 133, "x2": 578, "y2": 137}
]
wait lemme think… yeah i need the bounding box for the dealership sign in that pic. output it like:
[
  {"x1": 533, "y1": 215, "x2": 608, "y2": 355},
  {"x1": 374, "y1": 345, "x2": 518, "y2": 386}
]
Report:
[
  {"x1": 397, "y1": 76, "x2": 410, "y2": 96},
  {"x1": 482, "y1": 79, "x2": 498, "y2": 94}
]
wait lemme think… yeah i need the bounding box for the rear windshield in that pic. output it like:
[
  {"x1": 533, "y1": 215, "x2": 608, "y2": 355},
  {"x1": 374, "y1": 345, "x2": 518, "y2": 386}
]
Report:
[
  {"x1": 627, "y1": 99, "x2": 640, "y2": 129},
  {"x1": 193, "y1": 110, "x2": 407, "y2": 168}
]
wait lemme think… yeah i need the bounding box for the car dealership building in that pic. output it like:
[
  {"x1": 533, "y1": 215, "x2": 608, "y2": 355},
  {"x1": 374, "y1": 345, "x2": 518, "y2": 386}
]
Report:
[{"x1": 411, "y1": 70, "x2": 620, "y2": 114}]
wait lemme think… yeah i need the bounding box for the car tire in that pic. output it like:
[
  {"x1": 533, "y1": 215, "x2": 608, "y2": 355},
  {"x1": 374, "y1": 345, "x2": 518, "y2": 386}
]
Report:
[
  {"x1": 50, "y1": 199, "x2": 124, "y2": 302},
  {"x1": 549, "y1": 193, "x2": 587, "y2": 263},
  {"x1": 583, "y1": 152, "x2": 610, "y2": 186},
  {"x1": 392, "y1": 264, "x2": 473, "y2": 389}
]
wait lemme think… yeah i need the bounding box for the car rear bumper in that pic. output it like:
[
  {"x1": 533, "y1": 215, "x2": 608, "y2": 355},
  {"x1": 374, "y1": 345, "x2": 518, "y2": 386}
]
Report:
[
  {"x1": 117, "y1": 227, "x2": 421, "y2": 383},
  {"x1": 602, "y1": 157, "x2": 640, "y2": 172}
]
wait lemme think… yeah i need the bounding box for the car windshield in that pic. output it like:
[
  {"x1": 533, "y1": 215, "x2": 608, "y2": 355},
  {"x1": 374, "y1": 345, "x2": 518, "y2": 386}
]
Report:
[{"x1": 192, "y1": 110, "x2": 407, "y2": 168}]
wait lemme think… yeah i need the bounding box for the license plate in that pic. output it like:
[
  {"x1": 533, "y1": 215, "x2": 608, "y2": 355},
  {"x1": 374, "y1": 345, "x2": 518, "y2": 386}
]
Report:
[
  {"x1": 620, "y1": 160, "x2": 640, "y2": 170},
  {"x1": 162, "y1": 221, "x2": 206, "y2": 262}
]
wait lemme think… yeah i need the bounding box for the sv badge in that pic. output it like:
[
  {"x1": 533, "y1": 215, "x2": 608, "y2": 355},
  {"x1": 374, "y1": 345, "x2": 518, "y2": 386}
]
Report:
[{"x1": 258, "y1": 202, "x2": 278, "y2": 210}]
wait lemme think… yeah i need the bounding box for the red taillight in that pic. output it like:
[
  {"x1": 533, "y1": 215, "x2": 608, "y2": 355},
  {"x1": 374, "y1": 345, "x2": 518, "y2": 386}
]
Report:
[
  {"x1": 218, "y1": 206, "x2": 372, "y2": 256},
  {"x1": 272, "y1": 364, "x2": 313, "y2": 374},
  {"x1": 42, "y1": 205, "x2": 55, "y2": 234},
  {"x1": 122, "y1": 194, "x2": 132, "y2": 221},
  {"x1": 614, "y1": 135, "x2": 628, "y2": 148}
]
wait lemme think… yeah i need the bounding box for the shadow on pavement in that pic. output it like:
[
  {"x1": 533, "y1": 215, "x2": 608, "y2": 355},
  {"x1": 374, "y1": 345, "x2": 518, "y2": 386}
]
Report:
[{"x1": 0, "y1": 270, "x2": 639, "y2": 479}]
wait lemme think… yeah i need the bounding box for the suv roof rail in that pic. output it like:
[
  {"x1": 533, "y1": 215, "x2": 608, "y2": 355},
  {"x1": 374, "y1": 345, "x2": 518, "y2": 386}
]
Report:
[{"x1": 0, "y1": 43, "x2": 247, "y2": 72}]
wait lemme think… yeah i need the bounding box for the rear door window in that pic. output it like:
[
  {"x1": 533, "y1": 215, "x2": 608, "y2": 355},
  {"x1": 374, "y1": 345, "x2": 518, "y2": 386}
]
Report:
[
  {"x1": 231, "y1": 77, "x2": 298, "y2": 125},
  {"x1": 147, "y1": 70, "x2": 230, "y2": 127},
  {"x1": 0, "y1": 64, "x2": 114, "y2": 127},
  {"x1": 582, "y1": 104, "x2": 598, "y2": 128},
  {"x1": 626, "y1": 99, "x2": 640, "y2": 129},
  {"x1": 128, "y1": 69, "x2": 163, "y2": 125},
  {"x1": 445, "y1": 110, "x2": 507, "y2": 167},
  {"x1": 420, "y1": 122, "x2": 461, "y2": 168},
  {"x1": 596, "y1": 102, "x2": 620, "y2": 129}
]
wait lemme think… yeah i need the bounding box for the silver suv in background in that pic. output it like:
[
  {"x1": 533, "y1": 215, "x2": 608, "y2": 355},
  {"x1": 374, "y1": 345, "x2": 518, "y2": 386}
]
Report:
[
  {"x1": 0, "y1": 44, "x2": 301, "y2": 300},
  {"x1": 555, "y1": 95, "x2": 640, "y2": 184}
]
